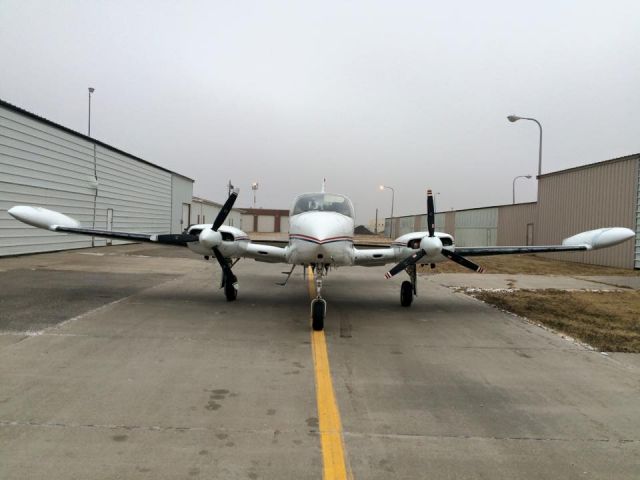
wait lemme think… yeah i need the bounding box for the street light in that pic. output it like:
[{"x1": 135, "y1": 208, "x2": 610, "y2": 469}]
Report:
[
  {"x1": 507, "y1": 115, "x2": 543, "y2": 176},
  {"x1": 512, "y1": 175, "x2": 532, "y2": 204},
  {"x1": 88, "y1": 87, "x2": 95, "y2": 136},
  {"x1": 251, "y1": 182, "x2": 259, "y2": 208},
  {"x1": 379, "y1": 185, "x2": 395, "y2": 238}
]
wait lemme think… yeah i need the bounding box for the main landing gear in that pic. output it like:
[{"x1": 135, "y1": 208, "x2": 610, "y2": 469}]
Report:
[
  {"x1": 224, "y1": 273, "x2": 238, "y2": 301},
  {"x1": 310, "y1": 264, "x2": 327, "y2": 331},
  {"x1": 400, "y1": 264, "x2": 417, "y2": 307},
  {"x1": 219, "y1": 259, "x2": 239, "y2": 302}
]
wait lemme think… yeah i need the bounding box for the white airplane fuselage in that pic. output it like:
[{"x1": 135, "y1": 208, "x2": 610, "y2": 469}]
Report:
[{"x1": 286, "y1": 211, "x2": 355, "y2": 265}]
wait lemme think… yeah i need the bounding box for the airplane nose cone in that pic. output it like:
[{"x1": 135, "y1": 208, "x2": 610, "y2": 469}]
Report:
[{"x1": 295, "y1": 212, "x2": 353, "y2": 242}]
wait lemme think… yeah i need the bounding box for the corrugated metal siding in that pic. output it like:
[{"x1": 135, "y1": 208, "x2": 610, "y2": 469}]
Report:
[
  {"x1": 454, "y1": 208, "x2": 498, "y2": 247},
  {"x1": 170, "y1": 175, "x2": 193, "y2": 233},
  {"x1": 191, "y1": 201, "x2": 242, "y2": 229},
  {"x1": 537, "y1": 156, "x2": 638, "y2": 269},
  {"x1": 444, "y1": 211, "x2": 455, "y2": 236},
  {"x1": 393, "y1": 218, "x2": 400, "y2": 237},
  {"x1": 1, "y1": 105, "x2": 95, "y2": 255},
  {"x1": 635, "y1": 158, "x2": 640, "y2": 269},
  {"x1": 497, "y1": 203, "x2": 537, "y2": 246},
  {"x1": 1, "y1": 103, "x2": 185, "y2": 256},
  {"x1": 398, "y1": 216, "x2": 414, "y2": 236},
  {"x1": 93, "y1": 146, "x2": 173, "y2": 245}
]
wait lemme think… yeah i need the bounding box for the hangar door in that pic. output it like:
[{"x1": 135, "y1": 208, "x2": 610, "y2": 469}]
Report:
[
  {"x1": 242, "y1": 214, "x2": 255, "y2": 232},
  {"x1": 257, "y1": 215, "x2": 275, "y2": 233}
]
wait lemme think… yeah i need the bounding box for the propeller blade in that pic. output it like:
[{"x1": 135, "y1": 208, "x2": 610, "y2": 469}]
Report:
[
  {"x1": 212, "y1": 191, "x2": 238, "y2": 231},
  {"x1": 426, "y1": 189, "x2": 435, "y2": 238},
  {"x1": 441, "y1": 249, "x2": 485, "y2": 273},
  {"x1": 212, "y1": 247, "x2": 238, "y2": 287},
  {"x1": 384, "y1": 249, "x2": 427, "y2": 279}
]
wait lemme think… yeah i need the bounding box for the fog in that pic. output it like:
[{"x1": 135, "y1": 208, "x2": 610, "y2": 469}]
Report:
[{"x1": 2, "y1": 0, "x2": 639, "y2": 223}]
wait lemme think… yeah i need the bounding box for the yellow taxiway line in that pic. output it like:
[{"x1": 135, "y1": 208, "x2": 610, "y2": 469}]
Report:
[{"x1": 307, "y1": 266, "x2": 351, "y2": 480}]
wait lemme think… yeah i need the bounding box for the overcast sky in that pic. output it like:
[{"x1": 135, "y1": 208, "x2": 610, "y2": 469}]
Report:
[{"x1": 1, "y1": 1, "x2": 639, "y2": 223}]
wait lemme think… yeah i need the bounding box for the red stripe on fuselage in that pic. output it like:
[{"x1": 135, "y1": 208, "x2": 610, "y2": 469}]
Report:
[{"x1": 289, "y1": 234, "x2": 353, "y2": 244}]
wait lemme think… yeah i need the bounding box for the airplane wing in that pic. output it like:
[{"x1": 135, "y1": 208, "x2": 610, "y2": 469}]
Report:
[
  {"x1": 8, "y1": 206, "x2": 198, "y2": 246},
  {"x1": 454, "y1": 228, "x2": 635, "y2": 256},
  {"x1": 8, "y1": 204, "x2": 289, "y2": 262},
  {"x1": 453, "y1": 245, "x2": 588, "y2": 256}
]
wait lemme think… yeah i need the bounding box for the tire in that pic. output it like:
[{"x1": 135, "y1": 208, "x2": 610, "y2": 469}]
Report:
[
  {"x1": 400, "y1": 280, "x2": 413, "y2": 307},
  {"x1": 311, "y1": 300, "x2": 326, "y2": 331},
  {"x1": 224, "y1": 280, "x2": 238, "y2": 301}
]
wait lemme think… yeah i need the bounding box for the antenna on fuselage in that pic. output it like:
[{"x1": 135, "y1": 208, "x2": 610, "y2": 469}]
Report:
[{"x1": 321, "y1": 178, "x2": 326, "y2": 193}]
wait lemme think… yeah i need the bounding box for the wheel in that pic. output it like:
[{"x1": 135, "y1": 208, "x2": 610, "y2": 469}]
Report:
[
  {"x1": 400, "y1": 280, "x2": 413, "y2": 307},
  {"x1": 224, "y1": 279, "x2": 238, "y2": 301},
  {"x1": 311, "y1": 299, "x2": 326, "y2": 331}
]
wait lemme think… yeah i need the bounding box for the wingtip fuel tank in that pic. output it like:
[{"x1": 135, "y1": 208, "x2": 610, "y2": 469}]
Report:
[
  {"x1": 8, "y1": 206, "x2": 81, "y2": 231},
  {"x1": 562, "y1": 227, "x2": 635, "y2": 250}
]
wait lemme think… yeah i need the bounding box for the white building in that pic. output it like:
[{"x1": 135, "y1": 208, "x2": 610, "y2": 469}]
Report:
[
  {"x1": 190, "y1": 196, "x2": 242, "y2": 228},
  {"x1": 0, "y1": 99, "x2": 194, "y2": 256}
]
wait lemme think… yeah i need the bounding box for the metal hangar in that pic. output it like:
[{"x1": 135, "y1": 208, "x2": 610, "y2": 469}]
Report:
[{"x1": 0, "y1": 99, "x2": 193, "y2": 256}]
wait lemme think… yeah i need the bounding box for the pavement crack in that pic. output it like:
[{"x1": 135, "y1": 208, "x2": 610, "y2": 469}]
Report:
[
  {"x1": 343, "y1": 431, "x2": 639, "y2": 444},
  {"x1": 0, "y1": 420, "x2": 303, "y2": 437}
]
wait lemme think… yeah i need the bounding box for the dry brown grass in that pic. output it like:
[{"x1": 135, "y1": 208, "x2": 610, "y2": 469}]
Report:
[
  {"x1": 472, "y1": 289, "x2": 640, "y2": 352},
  {"x1": 421, "y1": 254, "x2": 640, "y2": 276}
]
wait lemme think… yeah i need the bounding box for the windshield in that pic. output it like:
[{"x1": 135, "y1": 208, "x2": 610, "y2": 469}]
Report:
[{"x1": 291, "y1": 193, "x2": 355, "y2": 218}]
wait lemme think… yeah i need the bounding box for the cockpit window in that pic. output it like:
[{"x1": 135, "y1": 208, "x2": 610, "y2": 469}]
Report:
[{"x1": 291, "y1": 193, "x2": 355, "y2": 218}]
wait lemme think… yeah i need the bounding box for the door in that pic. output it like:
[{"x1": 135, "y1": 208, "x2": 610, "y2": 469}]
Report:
[
  {"x1": 106, "y1": 208, "x2": 114, "y2": 246},
  {"x1": 526, "y1": 223, "x2": 534, "y2": 246},
  {"x1": 181, "y1": 203, "x2": 191, "y2": 232}
]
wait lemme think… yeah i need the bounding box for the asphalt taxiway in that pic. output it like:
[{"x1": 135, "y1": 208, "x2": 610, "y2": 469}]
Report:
[{"x1": 0, "y1": 244, "x2": 639, "y2": 479}]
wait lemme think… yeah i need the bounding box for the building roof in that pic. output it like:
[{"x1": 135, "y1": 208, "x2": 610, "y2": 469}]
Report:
[
  {"x1": 242, "y1": 208, "x2": 289, "y2": 216},
  {"x1": 538, "y1": 153, "x2": 640, "y2": 179},
  {"x1": 0, "y1": 98, "x2": 194, "y2": 182}
]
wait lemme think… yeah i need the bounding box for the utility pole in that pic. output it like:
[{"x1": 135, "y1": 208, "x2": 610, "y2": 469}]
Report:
[
  {"x1": 374, "y1": 208, "x2": 378, "y2": 234},
  {"x1": 88, "y1": 87, "x2": 95, "y2": 136},
  {"x1": 251, "y1": 182, "x2": 259, "y2": 208}
]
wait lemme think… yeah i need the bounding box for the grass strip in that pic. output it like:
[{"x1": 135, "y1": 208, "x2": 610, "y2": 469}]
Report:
[{"x1": 471, "y1": 289, "x2": 640, "y2": 352}]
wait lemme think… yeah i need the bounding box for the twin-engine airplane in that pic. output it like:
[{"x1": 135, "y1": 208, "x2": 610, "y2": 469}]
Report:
[{"x1": 9, "y1": 190, "x2": 635, "y2": 331}]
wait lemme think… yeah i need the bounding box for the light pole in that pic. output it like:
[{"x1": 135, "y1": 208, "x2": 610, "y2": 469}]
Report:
[
  {"x1": 379, "y1": 185, "x2": 395, "y2": 238},
  {"x1": 512, "y1": 175, "x2": 532, "y2": 204},
  {"x1": 507, "y1": 115, "x2": 543, "y2": 176},
  {"x1": 251, "y1": 182, "x2": 259, "y2": 208},
  {"x1": 88, "y1": 87, "x2": 95, "y2": 136}
]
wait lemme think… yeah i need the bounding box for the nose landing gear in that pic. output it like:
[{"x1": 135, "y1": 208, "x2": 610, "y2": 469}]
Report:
[
  {"x1": 310, "y1": 264, "x2": 327, "y2": 331},
  {"x1": 311, "y1": 298, "x2": 327, "y2": 331}
]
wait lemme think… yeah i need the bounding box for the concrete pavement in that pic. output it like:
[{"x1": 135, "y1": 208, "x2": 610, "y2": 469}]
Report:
[{"x1": 0, "y1": 244, "x2": 639, "y2": 479}]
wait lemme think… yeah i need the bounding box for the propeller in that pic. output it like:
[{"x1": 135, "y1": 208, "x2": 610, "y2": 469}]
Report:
[
  {"x1": 384, "y1": 189, "x2": 485, "y2": 278},
  {"x1": 440, "y1": 249, "x2": 485, "y2": 273},
  {"x1": 199, "y1": 191, "x2": 239, "y2": 289}
]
